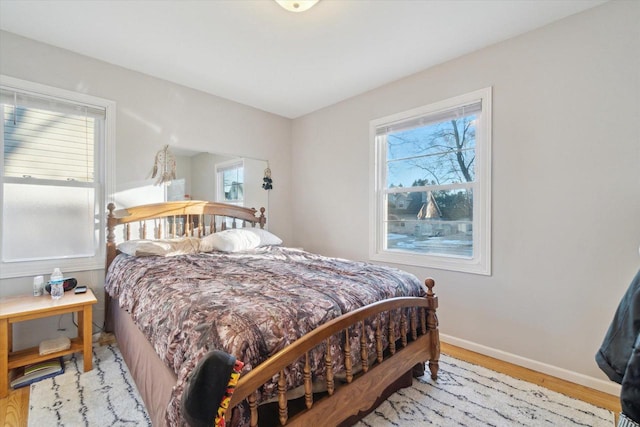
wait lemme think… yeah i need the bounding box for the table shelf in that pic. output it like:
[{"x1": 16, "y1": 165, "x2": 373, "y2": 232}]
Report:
[{"x1": 8, "y1": 338, "x2": 83, "y2": 370}]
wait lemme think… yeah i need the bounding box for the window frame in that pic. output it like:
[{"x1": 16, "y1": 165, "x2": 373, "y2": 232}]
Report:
[
  {"x1": 215, "y1": 158, "x2": 245, "y2": 206},
  {"x1": 369, "y1": 87, "x2": 492, "y2": 275},
  {"x1": 0, "y1": 75, "x2": 115, "y2": 279}
]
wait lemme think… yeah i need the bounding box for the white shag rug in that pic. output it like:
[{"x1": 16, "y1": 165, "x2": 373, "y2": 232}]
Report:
[
  {"x1": 29, "y1": 345, "x2": 614, "y2": 426},
  {"x1": 357, "y1": 356, "x2": 614, "y2": 427},
  {"x1": 28, "y1": 344, "x2": 151, "y2": 426}
]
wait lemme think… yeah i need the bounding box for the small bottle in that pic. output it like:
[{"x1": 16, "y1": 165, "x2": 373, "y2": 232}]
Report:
[
  {"x1": 33, "y1": 275, "x2": 44, "y2": 296},
  {"x1": 50, "y1": 268, "x2": 64, "y2": 300}
]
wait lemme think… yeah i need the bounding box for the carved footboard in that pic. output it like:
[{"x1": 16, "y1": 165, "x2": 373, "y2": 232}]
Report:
[{"x1": 229, "y1": 279, "x2": 440, "y2": 427}]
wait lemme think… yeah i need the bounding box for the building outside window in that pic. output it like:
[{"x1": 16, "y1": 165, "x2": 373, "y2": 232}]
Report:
[
  {"x1": 370, "y1": 87, "x2": 491, "y2": 275},
  {"x1": 0, "y1": 76, "x2": 114, "y2": 278}
]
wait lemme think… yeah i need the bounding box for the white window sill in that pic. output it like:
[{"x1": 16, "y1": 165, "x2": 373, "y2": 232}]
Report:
[
  {"x1": 0, "y1": 258, "x2": 104, "y2": 279},
  {"x1": 370, "y1": 250, "x2": 490, "y2": 276}
]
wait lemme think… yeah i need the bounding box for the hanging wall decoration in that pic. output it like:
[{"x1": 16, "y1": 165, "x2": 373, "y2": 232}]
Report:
[
  {"x1": 262, "y1": 166, "x2": 273, "y2": 190},
  {"x1": 150, "y1": 145, "x2": 177, "y2": 186}
]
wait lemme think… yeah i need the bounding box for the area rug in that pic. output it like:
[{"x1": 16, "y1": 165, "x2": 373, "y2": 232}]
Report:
[
  {"x1": 29, "y1": 345, "x2": 614, "y2": 426},
  {"x1": 356, "y1": 356, "x2": 614, "y2": 427},
  {"x1": 28, "y1": 344, "x2": 151, "y2": 426}
]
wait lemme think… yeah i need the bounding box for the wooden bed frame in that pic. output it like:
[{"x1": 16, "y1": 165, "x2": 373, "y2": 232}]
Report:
[{"x1": 105, "y1": 200, "x2": 440, "y2": 427}]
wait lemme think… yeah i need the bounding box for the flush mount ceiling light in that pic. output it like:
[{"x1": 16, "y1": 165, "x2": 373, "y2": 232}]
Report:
[{"x1": 275, "y1": 0, "x2": 319, "y2": 13}]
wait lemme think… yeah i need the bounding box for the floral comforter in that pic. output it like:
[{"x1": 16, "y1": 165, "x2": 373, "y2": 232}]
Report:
[{"x1": 105, "y1": 246, "x2": 426, "y2": 426}]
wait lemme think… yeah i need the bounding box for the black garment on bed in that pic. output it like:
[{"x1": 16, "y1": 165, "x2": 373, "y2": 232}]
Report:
[
  {"x1": 596, "y1": 268, "x2": 640, "y2": 423},
  {"x1": 181, "y1": 350, "x2": 237, "y2": 427}
]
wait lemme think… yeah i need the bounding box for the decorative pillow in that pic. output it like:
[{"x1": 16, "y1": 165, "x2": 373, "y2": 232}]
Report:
[
  {"x1": 117, "y1": 237, "x2": 200, "y2": 257},
  {"x1": 243, "y1": 228, "x2": 283, "y2": 247},
  {"x1": 199, "y1": 229, "x2": 261, "y2": 253}
]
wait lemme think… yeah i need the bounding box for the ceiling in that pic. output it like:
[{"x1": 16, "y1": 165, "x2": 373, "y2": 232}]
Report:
[{"x1": 0, "y1": 0, "x2": 607, "y2": 119}]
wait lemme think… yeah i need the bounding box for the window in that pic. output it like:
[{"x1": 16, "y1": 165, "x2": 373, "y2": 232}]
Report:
[
  {"x1": 216, "y1": 159, "x2": 244, "y2": 205},
  {"x1": 0, "y1": 76, "x2": 115, "y2": 278},
  {"x1": 370, "y1": 88, "x2": 491, "y2": 275}
]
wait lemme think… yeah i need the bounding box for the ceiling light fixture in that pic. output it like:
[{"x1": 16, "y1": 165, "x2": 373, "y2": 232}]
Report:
[{"x1": 275, "y1": 0, "x2": 319, "y2": 13}]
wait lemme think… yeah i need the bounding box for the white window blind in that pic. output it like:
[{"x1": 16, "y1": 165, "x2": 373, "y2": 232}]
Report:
[
  {"x1": 375, "y1": 101, "x2": 482, "y2": 136},
  {"x1": 1, "y1": 88, "x2": 105, "y2": 183}
]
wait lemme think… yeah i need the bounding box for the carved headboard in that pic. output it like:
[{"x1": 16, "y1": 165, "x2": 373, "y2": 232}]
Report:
[{"x1": 106, "y1": 200, "x2": 266, "y2": 269}]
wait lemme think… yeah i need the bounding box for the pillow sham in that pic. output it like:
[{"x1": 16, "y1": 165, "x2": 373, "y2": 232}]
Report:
[
  {"x1": 242, "y1": 228, "x2": 283, "y2": 247},
  {"x1": 118, "y1": 237, "x2": 200, "y2": 257},
  {"x1": 199, "y1": 229, "x2": 261, "y2": 253}
]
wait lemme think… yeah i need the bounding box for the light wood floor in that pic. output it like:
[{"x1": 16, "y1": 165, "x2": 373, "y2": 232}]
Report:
[{"x1": 0, "y1": 342, "x2": 621, "y2": 427}]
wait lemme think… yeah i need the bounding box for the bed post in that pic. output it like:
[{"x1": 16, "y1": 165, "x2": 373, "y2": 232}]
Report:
[
  {"x1": 104, "y1": 203, "x2": 117, "y2": 333},
  {"x1": 106, "y1": 203, "x2": 117, "y2": 270},
  {"x1": 425, "y1": 278, "x2": 440, "y2": 380},
  {"x1": 258, "y1": 207, "x2": 266, "y2": 229}
]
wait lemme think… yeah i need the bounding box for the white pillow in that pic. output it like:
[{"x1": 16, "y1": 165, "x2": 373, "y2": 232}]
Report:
[
  {"x1": 118, "y1": 238, "x2": 200, "y2": 257},
  {"x1": 243, "y1": 228, "x2": 283, "y2": 246},
  {"x1": 199, "y1": 229, "x2": 261, "y2": 253}
]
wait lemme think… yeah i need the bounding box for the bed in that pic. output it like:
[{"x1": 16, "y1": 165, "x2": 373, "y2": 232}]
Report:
[{"x1": 104, "y1": 200, "x2": 440, "y2": 427}]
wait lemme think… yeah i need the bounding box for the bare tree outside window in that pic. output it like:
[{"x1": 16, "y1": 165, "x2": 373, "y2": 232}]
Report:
[{"x1": 384, "y1": 116, "x2": 475, "y2": 257}]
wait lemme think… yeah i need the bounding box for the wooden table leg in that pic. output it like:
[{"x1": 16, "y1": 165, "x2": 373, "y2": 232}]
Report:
[
  {"x1": 0, "y1": 318, "x2": 9, "y2": 399},
  {"x1": 78, "y1": 305, "x2": 93, "y2": 372},
  {"x1": 7, "y1": 321, "x2": 12, "y2": 353}
]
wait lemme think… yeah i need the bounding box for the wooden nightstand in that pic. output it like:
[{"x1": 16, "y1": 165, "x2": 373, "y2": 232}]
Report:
[{"x1": 0, "y1": 289, "x2": 98, "y2": 398}]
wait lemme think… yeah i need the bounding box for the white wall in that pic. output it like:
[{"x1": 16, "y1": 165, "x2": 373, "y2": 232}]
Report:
[
  {"x1": 243, "y1": 158, "x2": 269, "y2": 214},
  {"x1": 191, "y1": 153, "x2": 217, "y2": 201},
  {"x1": 0, "y1": 31, "x2": 292, "y2": 349},
  {"x1": 165, "y1": 154, "x2": 192, "y2": 201},
  {"x1": 291, "y1": 0, "x2": 640, "y2": 393}
]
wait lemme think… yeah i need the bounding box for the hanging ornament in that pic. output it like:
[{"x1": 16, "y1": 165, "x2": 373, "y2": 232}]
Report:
[
  {"x1": 150, "y1": 145, "x2": 177, "y2": 186},
  {"x1": 262, "y1": 167, "x2": 273, "y2": 190}
]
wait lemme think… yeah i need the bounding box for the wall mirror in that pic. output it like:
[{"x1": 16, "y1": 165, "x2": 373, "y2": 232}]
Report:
[
  {"x1": 111, "y1": 148, "x2": 269, "y2": 243},
  {"x1": 167, "y1": 147, "x2": 269, "y2": 216},
  {"x1": 112, "y1": 147, "x2": 270, "y2": 241}
]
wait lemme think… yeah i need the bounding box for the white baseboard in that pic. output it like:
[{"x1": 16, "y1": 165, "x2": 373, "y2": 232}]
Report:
[{"x1": 440, "y1": 333, "x2": 622, "y2": 397}]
